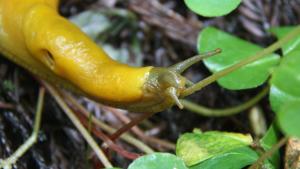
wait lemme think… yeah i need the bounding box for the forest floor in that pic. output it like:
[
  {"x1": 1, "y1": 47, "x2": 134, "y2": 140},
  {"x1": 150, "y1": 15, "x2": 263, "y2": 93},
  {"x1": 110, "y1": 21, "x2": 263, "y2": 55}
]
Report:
[{"x1": 0, "y1": 0, "x2": 299, "y2": 168}]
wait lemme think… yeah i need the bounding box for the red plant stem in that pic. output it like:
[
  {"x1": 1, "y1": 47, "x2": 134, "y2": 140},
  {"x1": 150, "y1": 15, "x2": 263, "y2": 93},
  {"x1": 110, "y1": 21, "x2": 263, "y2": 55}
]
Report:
[
  {"x1": 73, "y1": 107, "x2": 141, "y2": 160},
  {"x1": 0, "y1": 102, "x2": 14, "y2": 109},
  {"x1": 103, "y1": 107, "x2": 145, "y2": 137},
  {"x1": 104, "y1": 106, "x2": 175, "y2": 150},
  {"x1": 109, "y1": 111, "x2": 157, "y2": 141}
]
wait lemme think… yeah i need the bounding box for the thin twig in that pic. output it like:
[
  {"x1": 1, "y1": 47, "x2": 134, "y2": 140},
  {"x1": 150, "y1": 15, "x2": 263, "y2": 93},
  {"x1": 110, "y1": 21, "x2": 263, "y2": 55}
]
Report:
[
  {"x1": 129, "y1": 0, "x2": 201, "y2": 47},
  {"x1": 104, "y1": 106, "x2": 175, "y2": 150},
  {"x1": 0, "y1": 87, "x2": 45, "y2": 168},
  {"x1": 62, "y1": 91, "x2": 154, "y2": 154},
  {"x1": 74, "y1": 109, "x2": 141, "y2": 160},
  {"x1": 0, "y1": 102, "x2": 14, "y2": 109},
  {"x1": 44, "y1": 82, "x2": 113, "y2": 168},
  {"x1": 103, "y1": 107, "x2": 145, "y2": 138},
  {"x1": 109, "y1": 111, "x2": 157, "y2": 141}
]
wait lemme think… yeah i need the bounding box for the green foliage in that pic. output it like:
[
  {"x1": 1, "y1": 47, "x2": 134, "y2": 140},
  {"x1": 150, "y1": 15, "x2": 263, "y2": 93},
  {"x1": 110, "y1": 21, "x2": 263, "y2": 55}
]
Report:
[
  {"x1": 123, "y1": 25, "x2": 300, "y2": 169},
  {"x1": 277, "y1": 101, "x2": 300, "y2": 138},
  {"x1": 269, "y1": 27, "x2": 300, "y2": 112},
  {"x1": 184, "y1": 0, "x2": 241, "y2": 17},
  {"x1": 270, "y1": 26, "x2": 300, "y2": 55},
  {"x1": 198, "y1": 27, "x2": 280, "y2": 90},
  {"x1": 268, "y1": 26, "x2": 300, "y2": 140},
  {"x1": 189, "y1": 147, "x2": 259, "y2": 169},
  {"x1": 193, "y1": 25, "x2": 300, "y2": 169},
  {"x1": 128, "y1": 153, "x2": 187, "y2": 169},
  {"x1": 81, "y1": 3, "x2": 299, "y2": 167},
  {"x1": 269, "y1": 49, "x2": 300, "y2": 112},
  {"x1": 268, "y1": 26, "x2": 300, "y2": 141},
  {"x1": 269, "y1": 86, "x2": 300, "y2": 113},
  {"x1": 260, "y1": 124, "x2": 280, "y2": 168},
  {"x1": 176, "y1": 131, "x2": 252, "y2": 166},
  {"x1": 260, "y1": 125, "x2": 279, "y2": 150}
]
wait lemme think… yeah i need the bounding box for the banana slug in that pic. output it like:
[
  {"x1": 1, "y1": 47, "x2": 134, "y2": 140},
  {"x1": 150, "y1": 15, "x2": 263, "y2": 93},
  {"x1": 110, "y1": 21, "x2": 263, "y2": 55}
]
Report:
[{"x1": 0, "y1": 0, "x2": 220, "y2": 113}]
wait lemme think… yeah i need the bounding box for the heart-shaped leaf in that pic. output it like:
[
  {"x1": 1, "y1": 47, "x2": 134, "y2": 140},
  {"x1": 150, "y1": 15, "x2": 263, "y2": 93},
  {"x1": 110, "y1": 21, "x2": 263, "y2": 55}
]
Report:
[
  {"x1": 198, "y1": 27, "x2": 280, "y2": 90},
  {"x1": 184, "y1": 0, "x2": 241, "y2": 17}
]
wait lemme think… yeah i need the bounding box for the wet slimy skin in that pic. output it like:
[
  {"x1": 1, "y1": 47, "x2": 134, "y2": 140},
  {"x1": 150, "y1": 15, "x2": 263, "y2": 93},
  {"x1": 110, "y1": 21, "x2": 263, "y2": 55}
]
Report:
[{"x1": 0, "y1": 0, "x2": 220, "y2": 112}]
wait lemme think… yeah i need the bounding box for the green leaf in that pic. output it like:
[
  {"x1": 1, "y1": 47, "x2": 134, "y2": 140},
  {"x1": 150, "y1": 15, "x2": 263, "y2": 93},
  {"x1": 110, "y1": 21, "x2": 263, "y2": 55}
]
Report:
[
  {"x1": 184, "y1": 0, "x2": 241, "y2": 17},
  {"x1": 277, "y1": 101, "x2": 300, "y2": 138},
  {"x1": 199, "y1": 27, "x2": 280, "y2": 90},
  {"x1": 270, "y1": 27, "x2": 300, "y2": 55},
  {"x1": 176, "y1": 131, "x2": 253, "y2": 166},
  {"x1": 270, "y1": 49, "x2": 300, "y2": 112},
  {"x1": 269, "y1": 86, "x2": 300, "y2": 113},
  {"x1": 260, "y1": 124, "x2": 278, "y2": 150},
  {"x1": 70, "y1": 10, "x2": 110, "y2": 40},
  {"x1": 101, "y1": 44, "x2": 130, "y2": 64},
  {"x1": 128, "y1": 153, "x2": 188, "y2": 169},
  {"x1": 260, "y1": 124, "x2": 280, "y2": 168},
  {"x1": 189, "y1": 147, "x2": 259, "y2": 169}
]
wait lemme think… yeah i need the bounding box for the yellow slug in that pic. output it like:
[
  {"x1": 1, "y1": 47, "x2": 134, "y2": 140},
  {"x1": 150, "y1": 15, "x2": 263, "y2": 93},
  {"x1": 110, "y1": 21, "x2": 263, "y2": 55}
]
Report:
[{"x1": 0, "y1": 0, "x2": 220, "y2": 113}]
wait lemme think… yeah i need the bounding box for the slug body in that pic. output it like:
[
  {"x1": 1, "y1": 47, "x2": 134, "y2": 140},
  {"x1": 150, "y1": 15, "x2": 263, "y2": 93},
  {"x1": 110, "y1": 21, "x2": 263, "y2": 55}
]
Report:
[{"x1": 0, "y1": 0, "x2": 219, "y2": 112}]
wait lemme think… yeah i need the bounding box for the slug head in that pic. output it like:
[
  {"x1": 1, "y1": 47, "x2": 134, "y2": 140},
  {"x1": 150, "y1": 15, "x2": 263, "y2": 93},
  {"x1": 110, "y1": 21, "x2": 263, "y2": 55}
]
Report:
[
  {"x1": 142, "y1": 67, "x2": 186, "y2": 110},
  {"x1": 130, "y1": 48, "x2": 221, "y2": 113}
]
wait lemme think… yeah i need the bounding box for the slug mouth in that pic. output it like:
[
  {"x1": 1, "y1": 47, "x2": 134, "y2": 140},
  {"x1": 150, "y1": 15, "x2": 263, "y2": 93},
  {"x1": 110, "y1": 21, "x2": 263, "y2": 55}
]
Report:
[{"x1": 143, "y1": 48, "x2": 222, "y2": 111}]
